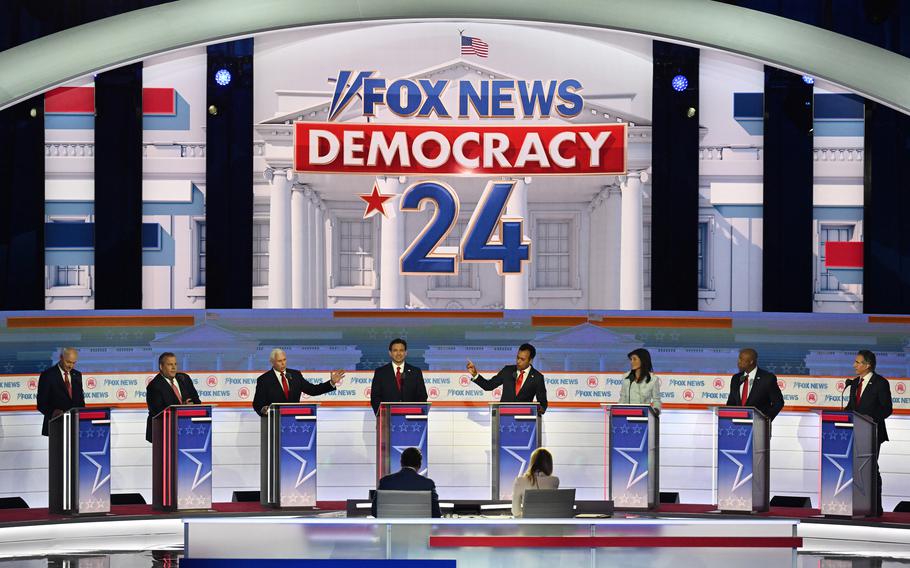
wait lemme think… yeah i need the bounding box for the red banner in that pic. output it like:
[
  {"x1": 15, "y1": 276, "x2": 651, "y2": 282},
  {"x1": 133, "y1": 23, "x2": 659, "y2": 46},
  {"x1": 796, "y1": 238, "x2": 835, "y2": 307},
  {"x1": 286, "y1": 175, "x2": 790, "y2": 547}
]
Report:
[{"x1": 294, "y1": 122, "x2": 626, "y2": 176}]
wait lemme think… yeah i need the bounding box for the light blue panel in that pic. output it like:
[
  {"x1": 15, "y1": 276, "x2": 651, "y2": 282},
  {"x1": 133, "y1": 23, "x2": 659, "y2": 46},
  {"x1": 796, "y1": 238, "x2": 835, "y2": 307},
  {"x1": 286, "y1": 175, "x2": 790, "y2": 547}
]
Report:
[
  {"x1": 814, "y1": 207, "x2": 863, "y2": 222},
  {"x1": 142, "y1": 225, "x2": 175, "y2": 266},
  {"x1": 828, "y1": 268, "x2": 863, "y2": 284},
  {"x1": 143, "y1": 92, "x2": 190, "y2": 131},
  {"x1": 734, "y1": 118, "x2": 763, "y2": 136},
  {"x1": 142, "y1": 185, "x2": 205, "y2": 216},
  {"x1": 44, "y1": 114, "x2": 94, "y2": 130},
  {"x1": 45, "y1": 250, "x2": 94, "y2": 265},
  {"x1": 45, "y1": 202, "x2": 94, "y2": 216},
  {"x1": 813, "y1": 120, "x2": 864, "y2": 137},
  {"x1": 716, "y1": 205, "x2": 763, "y2": 218}
]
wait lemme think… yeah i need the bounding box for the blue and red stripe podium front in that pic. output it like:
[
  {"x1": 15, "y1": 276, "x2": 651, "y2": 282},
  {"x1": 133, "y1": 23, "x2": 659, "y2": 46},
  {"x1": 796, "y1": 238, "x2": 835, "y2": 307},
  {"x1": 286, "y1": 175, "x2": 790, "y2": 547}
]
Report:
[{"x1": 153, "y1": 405, "x2": 213, "y2": 511}]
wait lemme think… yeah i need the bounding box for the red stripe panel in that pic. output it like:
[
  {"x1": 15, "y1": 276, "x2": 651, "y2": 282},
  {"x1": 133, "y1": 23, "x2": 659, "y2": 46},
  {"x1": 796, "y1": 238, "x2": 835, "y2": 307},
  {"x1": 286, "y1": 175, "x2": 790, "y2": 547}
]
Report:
[
  {"x1": 822, "y1": 414, "x2": 852, "y2": 422},
  {"x1": 499, "y1": 407, "x2": 533, "y2": 415},
  {"x1": 429, "y1": 536, "x2": 802, "y2": 549},
  {"x1": 611, "y1": 408, "x2": 646, "y2": 417},
  {"x1": 825, "y1": 242, "x2": 863, "y2": 268},
  {"x1": 280, "y1": 407, "x2": 313, "y2": 415},
  {"x1": 78, "y1": 411, "x2": 108, "y2": 420},
  {"x1": 391, "y1": 407, "x2": 425, "y2": 415},
  {"x1": 718, "y1": 411, "x2": 749, "y2": 418},
  {"x1": 143, "y1": 88, "x2": 176, "y2": 115},
  {"x1": 45, "y1": 87, "x2": 94, "y2": 113},
  {"x1": 176, "y1": 409, "x2": 209, "y2": 417}
]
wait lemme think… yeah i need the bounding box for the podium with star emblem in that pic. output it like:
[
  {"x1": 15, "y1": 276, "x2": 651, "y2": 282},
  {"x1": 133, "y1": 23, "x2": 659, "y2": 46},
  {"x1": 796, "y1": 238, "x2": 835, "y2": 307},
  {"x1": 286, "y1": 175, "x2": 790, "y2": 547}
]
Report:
[
  {"x1": 715, "y1": 407, "x2": 770, "y2": 513},
  {"x1": 377, "y1": 402, "x2": 430, "y2": 479},
  {"x1": 48, "y1": 407, "x2": 112, "y2": 515},
  {"x1": 605, "y1": 404, "x2": 659, "y2": 510},
  {"x1": 152, "y1": 405, "x2": 213, "y2": 511},
  {"x1": 261, "y1": 403, "x2": 319, "y2": 508},
  {"x1": 491, "y1": 402, "x2": 542, "y2": 500},
  {"x1": 820, "y1": 410, "x2": 876, "y2": 517}
]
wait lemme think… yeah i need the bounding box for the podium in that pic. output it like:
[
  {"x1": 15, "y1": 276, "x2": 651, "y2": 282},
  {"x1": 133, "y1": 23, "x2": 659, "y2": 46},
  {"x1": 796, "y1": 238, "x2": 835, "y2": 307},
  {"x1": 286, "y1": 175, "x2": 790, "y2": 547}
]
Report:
[
  {"x1": 605, "y1": 404, "x2": 659, "y2": 510},
  {"x1": 152, "y1": 405, "x2": 213, "y2": 511},
  {"x1": 48, "y1": 407, "x2": 112, "y2": 515},
  {"x1": 820, "y1": 410, "x2": 876, "y2": 517},
  {"x1": 261, "y1": 403, "x2": 319, "y2": 508},
  {"x1": 716, "y1": 406, "x2": 770, "y2": 512},
  {"x1": 377, "y1": 403, "x2": 430, "y2": 479},
  {"x1": 491, "y1": 402, "x2": 541, "y2": 500}
]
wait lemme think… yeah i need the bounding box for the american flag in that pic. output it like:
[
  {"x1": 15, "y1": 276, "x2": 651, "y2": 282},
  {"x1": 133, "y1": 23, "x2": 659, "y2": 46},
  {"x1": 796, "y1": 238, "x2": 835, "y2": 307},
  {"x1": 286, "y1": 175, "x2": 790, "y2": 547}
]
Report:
[{"x1": 461, "y1": 35, "x2": 489, "y2": 58}]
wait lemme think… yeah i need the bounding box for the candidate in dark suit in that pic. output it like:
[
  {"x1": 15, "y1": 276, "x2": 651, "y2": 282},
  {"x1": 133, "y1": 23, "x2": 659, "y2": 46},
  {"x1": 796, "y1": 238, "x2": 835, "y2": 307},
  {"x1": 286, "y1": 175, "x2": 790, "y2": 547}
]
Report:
[
  {"x1": 254, "y1": 348, "x2": 344, "y2": 416},
  {"x1": 370, "y1": 338, "x2": 428, "y2": 415},
  {"x1": 36, "y1": 348, "x2": 86, "y2": 436},
  {"x1": 845, "y1": 350, "x2": 893, "y2": 516},
  {"x1": 371, "y1": 447, "x2": 441, "y2": 518},
  {"x1": 467, "y1": 343, "x2": 548, "y2": 413},
  {"x1": 145, "y1": 352, "x2": 202, "y2": 443},
  {"x1": 726, "y1": 348, "x2": 784, "y2": 422}
]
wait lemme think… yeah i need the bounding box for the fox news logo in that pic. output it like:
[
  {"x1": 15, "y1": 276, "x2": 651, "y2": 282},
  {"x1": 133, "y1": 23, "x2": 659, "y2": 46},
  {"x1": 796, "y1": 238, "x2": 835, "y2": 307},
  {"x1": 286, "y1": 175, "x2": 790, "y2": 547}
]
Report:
[{"x1": 328, "y1": 71, "x2": 584, "y2": 121}]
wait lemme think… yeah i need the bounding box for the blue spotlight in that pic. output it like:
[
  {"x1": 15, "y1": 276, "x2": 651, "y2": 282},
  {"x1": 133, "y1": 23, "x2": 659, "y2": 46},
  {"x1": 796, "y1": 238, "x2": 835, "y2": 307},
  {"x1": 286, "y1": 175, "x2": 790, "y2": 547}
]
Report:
[
  {"x1": 801, "y1": 75, "x2": 815, "y2": 85},
  {"x1": 214, "y1": 68, "x2": 232, "y2": 86},
  {"x1": 671, "y1": 74, "x2": 688, "y2": 92}
]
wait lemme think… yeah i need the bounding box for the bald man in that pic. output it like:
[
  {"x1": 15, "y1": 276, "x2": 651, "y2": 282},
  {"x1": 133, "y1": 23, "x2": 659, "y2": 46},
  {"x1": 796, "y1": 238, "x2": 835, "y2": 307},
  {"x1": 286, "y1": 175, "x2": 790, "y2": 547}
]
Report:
[{"x1": 726, "y1": 348, "x2": 784, "y2": 422}]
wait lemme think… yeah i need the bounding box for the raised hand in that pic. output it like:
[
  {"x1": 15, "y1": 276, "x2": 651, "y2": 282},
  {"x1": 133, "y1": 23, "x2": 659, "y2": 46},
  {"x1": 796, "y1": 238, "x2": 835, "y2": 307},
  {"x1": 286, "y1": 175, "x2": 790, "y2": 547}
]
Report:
[
  {"x1": 466, "y1": 360, "x2": 477, "y2": 378},
  {"x1": 330, "y1": 369, "x2": 345, "y2": 385}
]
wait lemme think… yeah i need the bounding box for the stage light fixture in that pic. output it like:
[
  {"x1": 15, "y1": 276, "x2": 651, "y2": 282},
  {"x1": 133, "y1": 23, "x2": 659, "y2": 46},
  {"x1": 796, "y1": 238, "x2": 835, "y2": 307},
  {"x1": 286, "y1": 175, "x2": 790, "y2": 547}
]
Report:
[
  {"x1": 802, "y1": 75, "x2": 815, "y2": 85},
  {"x1": 671, "y1": 74, "x2": 688, "y2": 92},
  {"x1": 214, "y1": 68, "x2": 232, "y2": 86}
]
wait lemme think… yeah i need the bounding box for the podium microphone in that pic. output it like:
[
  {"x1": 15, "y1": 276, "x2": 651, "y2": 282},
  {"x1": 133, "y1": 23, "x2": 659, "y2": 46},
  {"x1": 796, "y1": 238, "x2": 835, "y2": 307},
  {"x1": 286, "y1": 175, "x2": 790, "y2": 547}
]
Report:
[{"x1": 841, "y1": 378, "x2": 856, "y2": 410}]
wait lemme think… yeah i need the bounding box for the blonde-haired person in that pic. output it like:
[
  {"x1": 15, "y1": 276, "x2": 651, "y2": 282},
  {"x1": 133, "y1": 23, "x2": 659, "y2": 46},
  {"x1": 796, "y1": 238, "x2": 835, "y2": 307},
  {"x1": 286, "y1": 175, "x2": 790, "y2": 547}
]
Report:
[{"x1": 511, "y1": 448, "x2": 559, "y2": 517}]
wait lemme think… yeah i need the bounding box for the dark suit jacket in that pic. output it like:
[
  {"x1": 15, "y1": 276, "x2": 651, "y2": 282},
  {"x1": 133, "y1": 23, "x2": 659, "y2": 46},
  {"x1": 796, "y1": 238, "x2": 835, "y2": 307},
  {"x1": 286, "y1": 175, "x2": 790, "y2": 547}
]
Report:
[
  {"x1": 845, "y1": 372, "x2": 893, "y2": 443},
  {"x1": 36, "y1": 365, "x2": 85, "y2": 436},
  {"x1": 371, "y1": 467, "x2": 441, "y2": 518},
  {"x1": 145, "y1": 372, "x2": 202, "y2": 442},
  {"x1": 370, "y1": 362, "x2": 428, "y2": 415},
  {"x1": 473, "y1": 365, "x2": 548, "y2": 413},
  {"x1": 726, "y1": 367, "x2": 784, "y2": 421},
  {"x1": 253, "y1": 368, "x2": 336, "y2": 416}
]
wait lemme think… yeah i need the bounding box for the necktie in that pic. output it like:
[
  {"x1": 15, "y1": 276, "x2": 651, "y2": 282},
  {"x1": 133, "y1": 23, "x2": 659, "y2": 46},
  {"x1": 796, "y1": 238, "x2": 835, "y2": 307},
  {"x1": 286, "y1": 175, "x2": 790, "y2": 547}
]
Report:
[
  {"x1": 169, "y1": 378, "x2": 182, "y2": 403},
  {"x1": 515, "y1": 370, "x2": 525, "y2": 395},
  {"x1": 63, "y1": 370, "x2": 72, "y2": 399},
  {"x1": 280, "y1": 371, "x2": 289, "y2": 399},
  {"x1": 856, "y1": 378, "x2": 864, "y2": 406},
  {"x1": 740, "y1": 373, "x2": 749, "y2": 405},
  {"x1": 395, "y1": 366, "x2": 403, "y2": 392}
]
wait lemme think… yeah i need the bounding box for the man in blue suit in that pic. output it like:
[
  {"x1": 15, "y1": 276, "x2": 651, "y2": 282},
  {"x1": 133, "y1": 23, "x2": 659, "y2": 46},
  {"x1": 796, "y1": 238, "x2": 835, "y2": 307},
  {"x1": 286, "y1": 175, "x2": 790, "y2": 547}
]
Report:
[{"x1": 372, "y1": 447, "x2": 441, "y2": 518}]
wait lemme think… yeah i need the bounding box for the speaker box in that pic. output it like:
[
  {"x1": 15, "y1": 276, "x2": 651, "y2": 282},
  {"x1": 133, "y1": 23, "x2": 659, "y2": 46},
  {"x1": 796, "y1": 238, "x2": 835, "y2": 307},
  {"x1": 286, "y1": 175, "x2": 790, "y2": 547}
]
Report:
[
  {"x1": 0, "y1": 497, "x2": 28, "y2": 509},
  {"x1": 111, "y1": 493, "x2": 146, "y2": 505},
  {"x1": 893, "y1": 501, "x2": 910, "y2": 513},
  {"x1": 659, "y1": 492, "x2": 680, "y2": 504},
  {"x1": 770, "y1": 495, "x2": 811, "y2": 508},
  {"x1": 232, "y1": 490, "x2": 260, "y2": 502}
]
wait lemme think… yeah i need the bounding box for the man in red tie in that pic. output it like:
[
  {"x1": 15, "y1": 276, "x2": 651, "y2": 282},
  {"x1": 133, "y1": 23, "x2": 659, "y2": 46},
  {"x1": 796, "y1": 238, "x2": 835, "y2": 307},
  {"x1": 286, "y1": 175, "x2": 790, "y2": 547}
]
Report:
[
  {"x1": 725, "y1": 348, "x2": 783, "y2": 422},
  {"x1": 369, "y1": 339, "x2": 428, "y2": 415},
  {"x1": 146, "y1": 352, "x2": 203, "y2": 442},
  {"x1": 466, "y1": 343, "x2": 548, "y2": 413},
  {"x1": 254, "y1": 348, "x2": 345, "y2": 416},
  {"x1": 37, "y1": 347, "x2": 86, "y2": 436},
  {"x1": 846, "y1": 350, "x2": 892, "y2": 516}
]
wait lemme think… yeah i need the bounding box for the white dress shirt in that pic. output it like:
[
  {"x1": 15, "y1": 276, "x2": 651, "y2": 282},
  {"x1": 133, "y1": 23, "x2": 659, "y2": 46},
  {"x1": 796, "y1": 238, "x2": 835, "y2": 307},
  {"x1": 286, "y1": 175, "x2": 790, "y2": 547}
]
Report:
[{"x1": 511, "y1": 472, "x2": 560, "y2": 517}]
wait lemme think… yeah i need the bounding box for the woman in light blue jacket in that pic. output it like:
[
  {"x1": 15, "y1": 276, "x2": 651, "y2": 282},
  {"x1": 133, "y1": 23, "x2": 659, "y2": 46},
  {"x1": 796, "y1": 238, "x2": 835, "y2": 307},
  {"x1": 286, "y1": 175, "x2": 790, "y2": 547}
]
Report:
[{"x1": 618, "y1": 348, "x2": 662, "y2": 411}]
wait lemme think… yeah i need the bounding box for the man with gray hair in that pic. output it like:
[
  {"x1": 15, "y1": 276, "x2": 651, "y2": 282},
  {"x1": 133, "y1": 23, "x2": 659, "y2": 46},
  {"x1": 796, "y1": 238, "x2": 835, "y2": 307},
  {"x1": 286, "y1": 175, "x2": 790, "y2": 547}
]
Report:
[
  {"x1": 253, "y1": 348, "x2": 345, "y2": 416},
  {"x1": 37, "y1": 348, "x2": 85, "y2": 436}
]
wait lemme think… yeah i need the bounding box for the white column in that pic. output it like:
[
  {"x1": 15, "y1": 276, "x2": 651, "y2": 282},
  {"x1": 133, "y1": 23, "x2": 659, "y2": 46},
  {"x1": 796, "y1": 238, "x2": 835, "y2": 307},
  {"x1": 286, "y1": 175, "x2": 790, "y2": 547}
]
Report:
[
  {"x1": 378, "y1": 177, "x2": 406, "y2": 308},
  {"x1": 314, "y1": 202, "x2": 327, "y2": 308},
  {"x1": 619, "y1": 171, "x2": 644, "y2": 310},
  {"x1": 290, "y1": 184, "x2": 309, "y2": 309},
  {"x1": 306, "y1": 189, "x2": 319, "y2": 307},
  {"x1": 503, "y1": 178, "x2": 529, "y2": 309},
  {"x1": 267, "y1": 168, "x2": 293, "y2": 308}
]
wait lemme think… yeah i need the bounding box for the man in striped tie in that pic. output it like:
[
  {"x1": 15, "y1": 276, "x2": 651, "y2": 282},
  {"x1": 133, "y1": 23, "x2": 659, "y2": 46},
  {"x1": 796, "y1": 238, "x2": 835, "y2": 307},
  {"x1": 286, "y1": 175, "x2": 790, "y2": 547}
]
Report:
[
  {"x1": 146, "y1": 352, "x2": 203, "y2": 443},
  {"x1": 467, "y1": 343, "x2": 548, "y2": 413},
  {"x1": 37, "y1": 347, "x2": 85, "y2": 436},
  {"x1": 369, "y1": 339, "x2": 428, "y2": 416},
  {"x1": 254, "y1": 348, "x2": 344, "y2": 417}
]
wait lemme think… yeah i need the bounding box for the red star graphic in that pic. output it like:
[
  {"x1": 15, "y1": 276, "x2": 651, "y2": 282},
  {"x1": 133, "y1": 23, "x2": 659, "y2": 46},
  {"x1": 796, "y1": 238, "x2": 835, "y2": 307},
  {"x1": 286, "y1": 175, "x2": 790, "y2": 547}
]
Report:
[{"x1": 359, "y1": 183, "x2": 395, "y2": 219}]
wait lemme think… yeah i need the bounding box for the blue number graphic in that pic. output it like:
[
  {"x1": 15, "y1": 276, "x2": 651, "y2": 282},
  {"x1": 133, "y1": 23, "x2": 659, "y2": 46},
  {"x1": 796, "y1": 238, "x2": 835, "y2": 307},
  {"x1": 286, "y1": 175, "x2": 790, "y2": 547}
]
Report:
[
  {"x1": 399, "y1": 181, "x2": 460, "y2": 274},
  {"x1": 461, "y1": 181, "x2": 531, "y2": 274}
]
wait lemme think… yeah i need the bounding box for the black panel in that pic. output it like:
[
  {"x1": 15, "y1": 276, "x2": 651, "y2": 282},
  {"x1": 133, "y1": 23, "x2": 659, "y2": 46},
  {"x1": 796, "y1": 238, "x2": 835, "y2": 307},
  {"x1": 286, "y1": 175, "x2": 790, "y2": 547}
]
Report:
[
  {"x1": 651, "y1": 42, "x2": 700, "y2": 310},
  {"x1": 762, "y1": 67, "x2": 814, "y2": 312},
  {"x1": 0, "y1": 99, "x2": 45, "y2": 310},
  {"x1": 94, "y1": 63, "x2": 143, "y2": 309},
  {"x1": 863, "y1": 102, "x2": 910, "y2": 314},
  {"x1": 205, "y1": 40, "x2": 254, "y2": 308}
]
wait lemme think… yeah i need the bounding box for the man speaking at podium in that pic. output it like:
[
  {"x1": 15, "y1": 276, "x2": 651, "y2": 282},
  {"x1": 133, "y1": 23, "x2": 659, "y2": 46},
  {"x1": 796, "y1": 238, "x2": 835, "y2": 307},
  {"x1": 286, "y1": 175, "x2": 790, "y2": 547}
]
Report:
[
  {"x1": 466, "y1": 343, "x2": 548, "y2": 413},
  {"x1": 370, "y1": 338, "x2": 428, "y2": 415},
  {"x1": 37, "y1": 347, "x2": 85, "y2": 436},
  {"x1": 254, "y1": 348, "x2": 345, "y2": 416},
  {"x1": 726, "y1": 348, "x2": 783, "y2": 422},
  {"x1": 146, "y1": 352, "x2": 202, "y2": 443}
]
